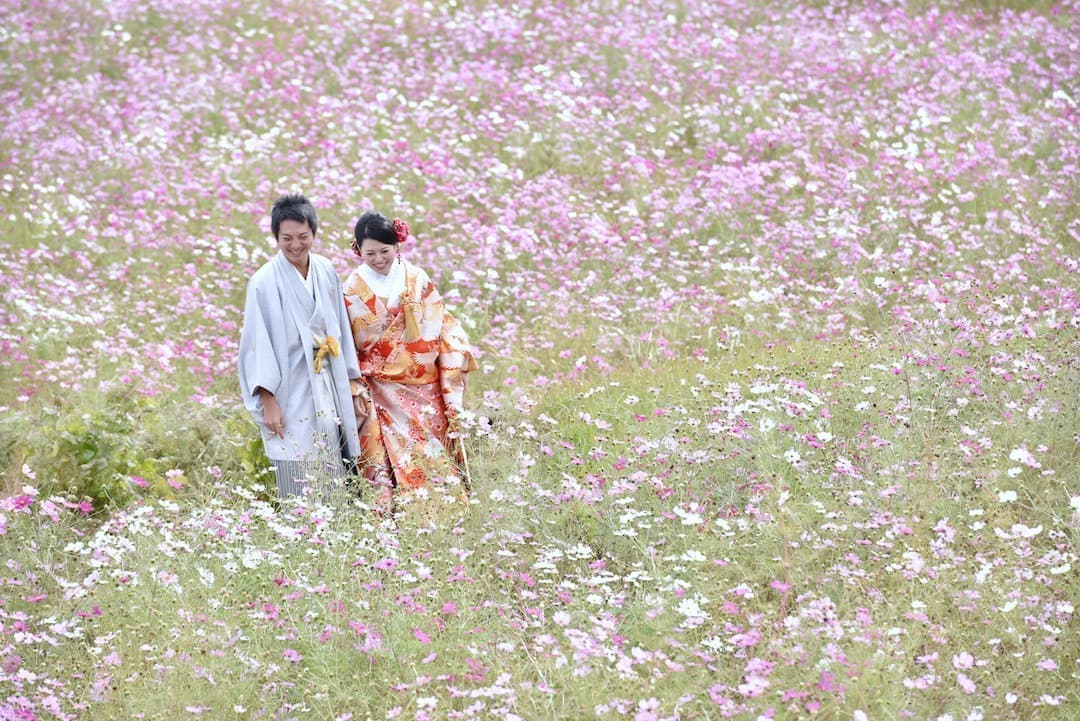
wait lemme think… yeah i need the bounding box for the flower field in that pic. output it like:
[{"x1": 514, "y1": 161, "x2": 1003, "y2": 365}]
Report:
[{"x1": 0, "y1": 0, "x2": 1077, "y2": 719}]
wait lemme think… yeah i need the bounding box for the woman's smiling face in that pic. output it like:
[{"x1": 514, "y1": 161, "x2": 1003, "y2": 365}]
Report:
[{"x1": 359, "y1": 237, "x2": 397, "y2": 275}]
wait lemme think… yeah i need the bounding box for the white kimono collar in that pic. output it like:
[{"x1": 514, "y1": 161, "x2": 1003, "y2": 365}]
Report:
[{"x1": 358, "y1": 257, "x2": 406, "y2": 306}]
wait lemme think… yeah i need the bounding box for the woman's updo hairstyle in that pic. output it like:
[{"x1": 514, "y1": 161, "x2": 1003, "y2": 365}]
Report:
[
  {"x1": 355, "y1": 211, "x2": 396, "y2": 245},
  {"x1": 353, "y1": 211, "x2": 411, "y2": 255},
  {"x1": 352, "y1": 211, "x2": 410, "y2": 255}
]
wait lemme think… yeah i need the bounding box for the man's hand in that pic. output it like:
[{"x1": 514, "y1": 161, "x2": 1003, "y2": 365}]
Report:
[{"x1": 259, "y1": 388, "x2": 285, "y2": 438}]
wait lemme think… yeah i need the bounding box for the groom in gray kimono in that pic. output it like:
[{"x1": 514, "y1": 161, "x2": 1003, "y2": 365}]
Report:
[{"x1": 238, "y1": 193, "x2": 362, "y2": 498}]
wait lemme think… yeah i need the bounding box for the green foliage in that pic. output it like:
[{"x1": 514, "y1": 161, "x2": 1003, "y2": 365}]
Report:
[
  {"x1": 1, "y1": 389, "x2": 276, "y2": 508},
  {"x1": 237, "y1": 422, "x2": 277, "y2": 495},
  {"x1": 7, "y1": 401, "x2": 143, "y2": 507}
]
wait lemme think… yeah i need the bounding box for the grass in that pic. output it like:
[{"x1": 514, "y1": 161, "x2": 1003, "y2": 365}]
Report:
[{"x1": 2, "y1": 331, "x2": 1075, "y2": 715}]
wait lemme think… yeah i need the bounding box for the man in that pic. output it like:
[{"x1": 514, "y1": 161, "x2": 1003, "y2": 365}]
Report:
[{"x1": 238, "y1": 193, "x2": 361, "y2": 498}]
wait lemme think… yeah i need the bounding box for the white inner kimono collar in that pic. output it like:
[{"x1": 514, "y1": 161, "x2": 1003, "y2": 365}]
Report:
[
  {"x1": 294, "y1": 262, "x2": 315, "y2": 300},
  {"x1": 359, "y1": 257, "x2": 405, "y2": 306}
]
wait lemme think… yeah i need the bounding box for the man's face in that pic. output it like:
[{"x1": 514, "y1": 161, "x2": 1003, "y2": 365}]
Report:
[{"x1": 277, "y1": 218, "x2": 314, "y2": 271}]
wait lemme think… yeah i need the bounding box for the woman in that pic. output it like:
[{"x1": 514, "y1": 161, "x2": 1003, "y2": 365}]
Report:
[
  {"x1": 238, "y1": 193, "x2": 363, "y2": 499},
  {"x1": 344, "y1": 212, "x2": 477, "y2": 511}
]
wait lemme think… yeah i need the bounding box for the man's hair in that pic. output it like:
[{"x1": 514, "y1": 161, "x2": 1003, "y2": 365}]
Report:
[{"x1": 271, "y1": 194, "x2": 318, "y2": 239}]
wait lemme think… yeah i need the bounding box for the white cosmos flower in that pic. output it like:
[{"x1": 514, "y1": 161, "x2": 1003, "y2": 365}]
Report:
[
  {"x1": 1008, "y1": 446, "x2": 1041, "y2": 468},
  {"x1": 674, "y1": 507, "x2": 704, "y2": 525}
]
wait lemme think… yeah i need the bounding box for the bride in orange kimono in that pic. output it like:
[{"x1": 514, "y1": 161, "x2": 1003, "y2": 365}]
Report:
[{"x1": 344, "y1": 212, "x2": 477, "y2": 512}]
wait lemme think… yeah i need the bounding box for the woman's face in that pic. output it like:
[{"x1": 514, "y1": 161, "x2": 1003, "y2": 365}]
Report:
[{"x1": 359, "y1": 238, "x2": 397, "y2": 275}]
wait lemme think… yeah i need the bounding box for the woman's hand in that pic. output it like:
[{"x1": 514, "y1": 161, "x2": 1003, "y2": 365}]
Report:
[
  {"x1": 445, "y1": 405, "x2": 464, "y2": 436},
  {"x1": 351, "y1": 379, "x2": 371, "y2": 422},
  {"x1": 259, "y1": 388, "x2": 285, "y2": 438}
]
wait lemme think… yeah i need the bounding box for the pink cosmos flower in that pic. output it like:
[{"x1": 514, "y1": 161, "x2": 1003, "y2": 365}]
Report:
[
  {"x1": 952, "y1": 652, "x2": 974, "y2": 669},
  {"x1": 166, "y1": 469, "x2": 185, "y2": 489}
]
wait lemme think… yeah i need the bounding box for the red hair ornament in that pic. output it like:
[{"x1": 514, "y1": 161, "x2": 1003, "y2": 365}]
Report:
[{"x1": 393, "y1": 218, "x2": 410, "y2": 244}]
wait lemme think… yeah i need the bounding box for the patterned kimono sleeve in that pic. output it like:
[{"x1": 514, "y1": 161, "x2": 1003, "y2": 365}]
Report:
[
  {"x1": 437, "y1": 307, "x2": 478, "y2": 413},
  {"x1": 344, "y1": 272, "x2": 382, "y2": 350}
]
